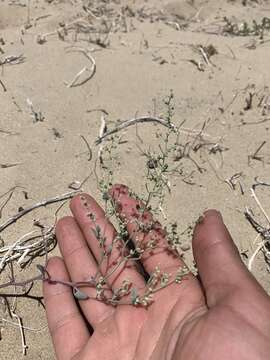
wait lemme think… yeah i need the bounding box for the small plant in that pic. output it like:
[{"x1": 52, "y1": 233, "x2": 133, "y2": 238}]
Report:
[
  {"x1": 0, "y1": 91, "x2": 217, "y2": 353},
  {"x1": 63, "y1": 91, "x2": 198, "y2": 307},
  {"x1": 32, "y1": 190, "x2": 191, "y2": 309},
  {"x1": 223, "y1": 16, "x2": 270, "y2": 38}
]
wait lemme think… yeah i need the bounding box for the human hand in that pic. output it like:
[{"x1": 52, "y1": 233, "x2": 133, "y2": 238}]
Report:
[{"x1": 43, "y1": 184, "x2": 270, "y2": 360}]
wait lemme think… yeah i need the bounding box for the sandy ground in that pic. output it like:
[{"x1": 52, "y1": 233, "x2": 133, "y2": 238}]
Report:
[{"x1": 1, "y1": 0, "x2": 270, "y2": 358}]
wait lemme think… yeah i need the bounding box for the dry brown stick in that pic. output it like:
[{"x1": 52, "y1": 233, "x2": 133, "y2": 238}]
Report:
[
  {"x1": 0, "y1": 129, "x2": 20, "y2": 135},
  {"x1": 95, "y1": 116, "x2": 177, "y2": 144},
  {"x1": 0, "y1": 192, "x2": 13, "y2": 219},
  {"x1": 0, "y1": 190, "x2": 81, "y2": 233},
  {"x1": 223, "y1": 91, "x2": 240, "y2": 113},
  {"x1": 0, "y1": 54, "x2": 25, "y2": 66},
  {"x1": 248, "y1": 141, "x2": 266, "y2": 164},
  {"x1": 0, "y1": 273, "x2": 43, "y2": 290},
  {"x1": 1, "y1": 318, "x2": 47, "y2": 332},
  {"x1": 254, "y1": 141, "x2": 266, "y2": 156},
  {"x1": 87, "y1": 108, "x2": 109, "y2": 115},
  {"x1": 11, "y1": 310, "x2": 27, "y2": 356},
  {"x1": 37, "y1": 16, "x2": 94, "y2": 43},
  {"x1": 250, "y1": 187, "x2": 270, "y2": 225},
  {"x1": 65, "y1": 47, "x2": 96, "y2": 88},
  {"x1": 199, "y1": 46, "x2": 211, "y2": 66},
  {"x1": 0, "y1": 78, "x2": 7, "y2": 92},
  {"x1": 248, "y1": 234, "x2": 263, "y2": 271},
  {"x1": 80, "y1": 135, "x2": 92, "y2": 161},
  {"x1": 0, "y1": 186, "x2": 18, "y2": 200},
  {"x1": 241, "y1": 118, "x2": 270, "y2": 126},
  {"x1": 0, "y1": 163, "x2": 20, "y2": 168},
  {"x1": 245, "y1": 193, "x2": 270, "y2": 271},
  {"x1": 0, "y1": 229, "x2": 55, "y2": 271},
  {"x1": 98, "y1": 112, "x2": 107, "y2": 164}
]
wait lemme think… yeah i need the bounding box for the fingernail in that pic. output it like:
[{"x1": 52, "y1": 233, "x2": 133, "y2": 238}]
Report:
[{"x1": 203, "y1": 209, "x2": 223, "y2": 222}]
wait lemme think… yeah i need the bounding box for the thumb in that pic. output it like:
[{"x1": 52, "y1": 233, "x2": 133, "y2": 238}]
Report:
[{"x1": 192, "y1": 210, "x2": 268, "y2": 307}]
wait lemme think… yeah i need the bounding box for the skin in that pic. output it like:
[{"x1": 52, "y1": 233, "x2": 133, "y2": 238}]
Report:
[{"x1": 43, "y1": 184, "x2": 270, "y2": 360}]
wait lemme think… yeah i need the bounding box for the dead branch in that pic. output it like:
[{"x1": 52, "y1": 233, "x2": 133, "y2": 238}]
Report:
[
  {"x1": 95, "y1": 116, "x2": 177, "y2": 144},
  {"x1": 80, "y1": 135, "x2": 92, "y2": 161},
  {"x1": 65, "y1": 47, "x2": 96, "y2": 88},
  {"x1": 0, "y1": 228, "x2": 56, "y2": 271},
  {"x1": 0, "y1": 190, "x2": 81, "y2": 233}
]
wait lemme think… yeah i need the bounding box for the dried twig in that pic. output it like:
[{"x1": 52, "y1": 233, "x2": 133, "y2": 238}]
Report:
[
  {"x1": 0, "y1": 54, "x2": 25, "y2": 66},
  {"x1": 248, "y1": 141, "x2": 266, "y2": 164},
  {"x1": 11, "y1": 310, "x2": 27, "y2": 356},
  {"x1": 245, "y1": 182, "x2": 270, "y2": 271},
  {"x1": 0, "y1": 187, "x2": 17, "y2": 218},
  {"x1": 0, "y1": 190, "x2": 81, "y2": 233},
  {"x1": 0, "y1": 228, "x2": 55, "y2": 271},
  {"x1": 0, "y1": 78, "x2": 7, "y2": 92},
  {"x1": 98, "y1": 112, "x2": 107, "y2": 164},
  {"x1": 199, "y1": 46, "x2": 211, "y2": 66},
  {"x1": 0, "y1": 163, "x2": 20, "y2": 169},
  {"x1": 244, "y1": 92, "x2": 254, "y2": 111},
  {"x1": 248, "y1": 235, "x2": 263, "y2": 271},
  {"x1": 188, "y1": 59, "x2": 205, "y2": 72},
  {"x1": 250, "y1": 187, "x2": 270, "y2": 225},
  {"x1": 37, "y1": 15, "x2": 97, "y2": 44},
  {"x1": 253, "y1": 177, "x2": 270, "y2": 189},
  {"x1": 241, "y1": 118, "x2": 270, "y2": 126},
  {"x1": 80, "y1": 135, "x2": 92, "y2": 161},
  {"x1": 245, "y1": 207, "x2": 268, "y2": 236},
  {"x1": 225, "y1": 172, "x2": 242, "y2": 191},
  {"x1": 65, "y1": 47, "x2": 96, "y2": 88},
  {"x1": 0, "y1": 129, "x2": 19, "y2": 136},
  {"x1": 27, "y1": 98, "x2": 44, "y2": 123},
  {"x1": 0, "y1": 187, "x2": 17, "y2": 201},
  {"x1": 1, "y1": 317, "x2": 46, "y2": 332},
  {"x1": 95, "y1": 116, "x2": 176, "y2": 144}
]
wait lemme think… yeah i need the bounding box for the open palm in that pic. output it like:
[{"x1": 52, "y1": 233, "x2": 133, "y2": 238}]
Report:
[{"x1": 44, "y1": 184, "x2": 270, "y2": 359}]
